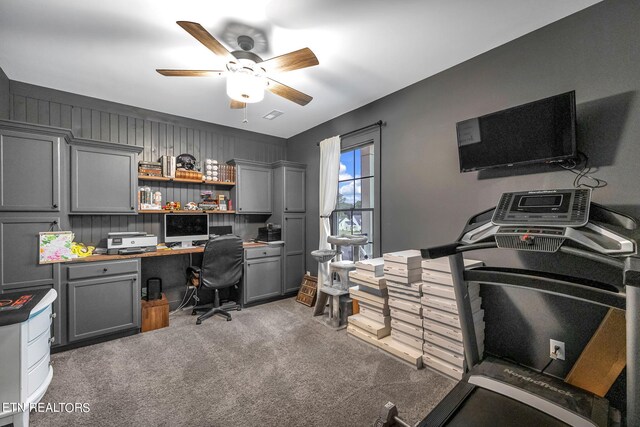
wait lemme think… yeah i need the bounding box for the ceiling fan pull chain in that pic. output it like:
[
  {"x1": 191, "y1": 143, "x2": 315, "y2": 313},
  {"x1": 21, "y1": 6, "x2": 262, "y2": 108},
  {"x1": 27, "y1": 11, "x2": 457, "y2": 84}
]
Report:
[{"x1": 243, "y1": 104, "x2": 248, "y2": 124}]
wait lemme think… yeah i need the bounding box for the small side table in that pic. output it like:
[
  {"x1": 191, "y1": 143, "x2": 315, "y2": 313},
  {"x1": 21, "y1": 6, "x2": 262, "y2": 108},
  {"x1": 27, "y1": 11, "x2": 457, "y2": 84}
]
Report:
[{"x1": 141, "y1": 293, "x2": 169, "y2": 332}]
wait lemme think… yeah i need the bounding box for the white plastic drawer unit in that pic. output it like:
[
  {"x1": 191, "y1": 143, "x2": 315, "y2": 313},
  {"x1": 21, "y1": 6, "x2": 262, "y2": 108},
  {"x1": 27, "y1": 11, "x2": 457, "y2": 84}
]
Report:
[
  {"x1": 66, "y1": 259, "x2": 139, "y2": 280},
  {"x1": 27, "y1": 304, "x2": 52, "y2": 342},
  {"x1": 27, "y1": 328, "x2": 52, "y2": 369},
  {"x1": 27, "y1": 353, "x2": 51, "y2": 396},
  {"x1": 245, "y1": 246, "x2": 281, "y2": 259}
]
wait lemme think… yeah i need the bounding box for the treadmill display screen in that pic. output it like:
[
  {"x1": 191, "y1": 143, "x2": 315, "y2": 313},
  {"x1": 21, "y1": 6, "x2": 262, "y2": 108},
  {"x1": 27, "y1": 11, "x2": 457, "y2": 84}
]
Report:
[
  {"x1": 519, "y1": 195, "x2": 563, "y2": 208},
  {"x1": 491, "y1": 188, "x2": 591, "y2": 227}
]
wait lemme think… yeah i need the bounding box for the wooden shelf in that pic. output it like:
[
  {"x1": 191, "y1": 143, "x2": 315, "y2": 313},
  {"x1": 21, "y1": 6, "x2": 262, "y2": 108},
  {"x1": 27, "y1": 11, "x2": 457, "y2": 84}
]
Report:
[
  {"x1": 138, "y1": 209, "x2": 236, "y2": 214},
  {"x1": 138, "y1": 175, "x2": 170, "y2": 182},
  {"x1": 138, "y1": 175, "x2": 235, "y2": 186}
]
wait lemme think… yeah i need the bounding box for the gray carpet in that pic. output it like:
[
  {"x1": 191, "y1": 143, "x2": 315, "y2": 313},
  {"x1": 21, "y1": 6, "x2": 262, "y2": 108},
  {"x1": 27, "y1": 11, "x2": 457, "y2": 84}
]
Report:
[{"x1": 31, "y1": 298, "x2": 455, "y2": 427}]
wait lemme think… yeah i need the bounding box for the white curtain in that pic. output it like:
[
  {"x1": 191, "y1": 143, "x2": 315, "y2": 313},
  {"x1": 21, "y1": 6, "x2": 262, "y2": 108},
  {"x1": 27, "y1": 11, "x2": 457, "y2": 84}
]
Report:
[{"x1": 317, "y1": 135, "x2": 341, "y2": 290}]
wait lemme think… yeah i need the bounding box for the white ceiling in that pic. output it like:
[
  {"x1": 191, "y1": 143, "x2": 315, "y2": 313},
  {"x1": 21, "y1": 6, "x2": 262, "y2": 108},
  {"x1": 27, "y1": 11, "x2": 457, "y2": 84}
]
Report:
[{"x1": 0, "y1": 0, "x2": 600, "y2": 139}]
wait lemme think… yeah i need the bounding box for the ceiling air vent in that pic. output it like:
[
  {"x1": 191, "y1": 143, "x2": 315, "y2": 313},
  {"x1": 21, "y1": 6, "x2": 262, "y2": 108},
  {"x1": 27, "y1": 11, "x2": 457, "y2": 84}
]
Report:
[{"x1": 262, "y1": 110, "x2": 284, "y2": 120}]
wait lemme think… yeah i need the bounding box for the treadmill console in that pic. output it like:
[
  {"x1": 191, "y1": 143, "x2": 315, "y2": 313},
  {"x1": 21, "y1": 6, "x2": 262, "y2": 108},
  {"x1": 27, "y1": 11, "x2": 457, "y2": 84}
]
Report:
[{"x1": 492, "y1": 189, "x2": 590, "y2": 227}]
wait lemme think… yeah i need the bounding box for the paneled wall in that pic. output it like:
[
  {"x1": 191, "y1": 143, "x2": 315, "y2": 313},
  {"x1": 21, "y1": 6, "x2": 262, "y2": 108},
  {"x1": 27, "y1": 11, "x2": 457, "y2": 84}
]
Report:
[{"x1": 8, "y1": 81, "x2": 285, "y2": 244}]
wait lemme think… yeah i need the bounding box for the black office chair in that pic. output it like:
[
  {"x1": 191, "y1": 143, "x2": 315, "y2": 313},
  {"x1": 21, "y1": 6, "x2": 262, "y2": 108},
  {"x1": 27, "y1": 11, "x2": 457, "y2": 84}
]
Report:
[{"x1": 188, "y1": 235, "x2": 243, "y2": 324}]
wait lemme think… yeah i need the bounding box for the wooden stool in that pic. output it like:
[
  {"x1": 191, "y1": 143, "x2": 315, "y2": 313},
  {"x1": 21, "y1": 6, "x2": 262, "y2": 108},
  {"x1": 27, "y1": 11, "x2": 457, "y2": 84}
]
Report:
[{"x1": 141, "y1": 293, "x2": 169, "y2": 332}]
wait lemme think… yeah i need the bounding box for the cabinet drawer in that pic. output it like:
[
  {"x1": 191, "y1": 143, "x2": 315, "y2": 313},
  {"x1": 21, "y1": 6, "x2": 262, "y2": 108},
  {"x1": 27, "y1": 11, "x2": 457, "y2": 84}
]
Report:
[
  {"x1": 245, "y1": 247, "x2": 281, "y2": 259},
  {"x1": 67, "y1": 260, "x2": 139, "y2": 280},
  {"x1": 28, "y1": 305, "x2": 52, "y2": 342},
  {"x1": 28, "y1": 353, "x2": 50, "y2": 396},
  {"x1": 27, "y1": 329, "x2": 51, "y2": 370}
]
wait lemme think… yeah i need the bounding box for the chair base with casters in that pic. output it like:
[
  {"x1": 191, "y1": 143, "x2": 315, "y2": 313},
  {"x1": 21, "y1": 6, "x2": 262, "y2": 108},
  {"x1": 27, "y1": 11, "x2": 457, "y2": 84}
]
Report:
[{"x1": 191, "y1": 288, "x2": 241, "y2": 324}]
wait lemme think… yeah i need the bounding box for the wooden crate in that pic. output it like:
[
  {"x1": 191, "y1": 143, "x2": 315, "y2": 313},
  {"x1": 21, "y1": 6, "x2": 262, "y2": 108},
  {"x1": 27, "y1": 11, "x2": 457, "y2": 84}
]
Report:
[
  {"x1": 296, "y1": 275, "x2": 318, "y2": 307},
  {"x1": 141, "y1": 293, "x2": 169, "y2": 332}
]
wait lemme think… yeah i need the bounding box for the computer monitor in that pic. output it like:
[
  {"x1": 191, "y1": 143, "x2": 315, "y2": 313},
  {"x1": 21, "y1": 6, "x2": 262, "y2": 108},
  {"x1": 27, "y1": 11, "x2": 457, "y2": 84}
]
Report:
[{"x1": 164, "y1": 214, "x2": 209, "y2": 248}]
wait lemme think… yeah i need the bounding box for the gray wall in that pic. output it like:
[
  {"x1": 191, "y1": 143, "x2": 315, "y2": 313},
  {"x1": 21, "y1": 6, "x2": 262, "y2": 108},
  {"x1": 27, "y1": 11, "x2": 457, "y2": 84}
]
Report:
[
  {"x1": 287, "y1": 0, "x2": 639, "y2": 396},
  {"x1": 7, "y1": 80, "x2": 285, "y2": 244},
  {"x1": 0, "y1": 67, "x2": 9, "y2": 119}
]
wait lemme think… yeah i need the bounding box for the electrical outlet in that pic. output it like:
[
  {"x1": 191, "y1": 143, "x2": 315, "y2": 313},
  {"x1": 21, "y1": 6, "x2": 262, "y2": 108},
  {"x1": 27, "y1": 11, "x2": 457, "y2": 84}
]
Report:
[{"x1": 550, "y1": 339, "x2": 565, "y2": 360}]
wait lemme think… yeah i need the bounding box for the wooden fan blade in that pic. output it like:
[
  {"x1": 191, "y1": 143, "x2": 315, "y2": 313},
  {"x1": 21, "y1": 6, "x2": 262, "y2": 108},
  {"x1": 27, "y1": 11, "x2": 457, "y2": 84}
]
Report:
[
  {"x1": 230, "y1": 100, "x2": 246, "y2": 109},
  {"x1": 156, "y1": 69, "x2": 225, "y2": 77},
  {"x1": 176, "y1": 21, "x2": 236, "y2": 63},
  {"x1": 267, "y1": 79, "x2": 312, "y2": 106},
  {"x1": 260, "y1": 48, "x2": 319, "y2": 73}
]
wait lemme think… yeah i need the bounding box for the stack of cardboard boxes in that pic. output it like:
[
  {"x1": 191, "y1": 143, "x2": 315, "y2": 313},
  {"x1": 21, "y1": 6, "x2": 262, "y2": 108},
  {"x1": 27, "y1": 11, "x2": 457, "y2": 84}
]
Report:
[
  {"x1": 421, "y1": 257, "x2": 484, "y2": 379},
  {"x1": 382, "y1": 250, "x2": 425, "y2": 368},
  {"x1": 347, "y1": 258, "x2": 390, "y2": 341}
]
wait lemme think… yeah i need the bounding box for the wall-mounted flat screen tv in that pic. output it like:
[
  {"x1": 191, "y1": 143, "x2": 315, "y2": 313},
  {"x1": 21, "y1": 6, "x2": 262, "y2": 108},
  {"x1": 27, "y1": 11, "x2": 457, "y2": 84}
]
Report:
[{"x1": 456, "y1": 91, "x2": 576, "y2": 172}]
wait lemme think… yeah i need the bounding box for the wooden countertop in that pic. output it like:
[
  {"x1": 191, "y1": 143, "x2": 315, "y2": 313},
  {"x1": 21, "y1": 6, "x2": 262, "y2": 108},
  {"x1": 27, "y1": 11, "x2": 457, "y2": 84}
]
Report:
[{"x1": 65, "y1": 242, "x2": 269, "y2": 263}]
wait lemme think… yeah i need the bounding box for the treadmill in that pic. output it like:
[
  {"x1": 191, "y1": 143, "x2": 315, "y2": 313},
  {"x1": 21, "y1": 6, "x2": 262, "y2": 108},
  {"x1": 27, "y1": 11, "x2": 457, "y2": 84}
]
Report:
[{"x1": 417, "y1": 189, "x2": 640, "y2": 427}]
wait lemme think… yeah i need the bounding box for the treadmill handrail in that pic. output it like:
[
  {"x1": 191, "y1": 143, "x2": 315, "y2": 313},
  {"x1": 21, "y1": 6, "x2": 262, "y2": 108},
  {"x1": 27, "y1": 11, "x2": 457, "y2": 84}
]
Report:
[{"x1": 465, "y1": 268, "x2": 625, "y2": 309}]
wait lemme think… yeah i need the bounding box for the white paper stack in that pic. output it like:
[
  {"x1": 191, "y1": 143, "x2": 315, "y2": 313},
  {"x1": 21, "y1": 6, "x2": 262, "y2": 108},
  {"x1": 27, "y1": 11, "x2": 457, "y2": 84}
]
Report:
[
  {"x1": 347, "y1": 258, "x2": 390, "y2": 341},
  {"x1": 375, "y1": 250, "x2": 425, "y2": 368},
  {"x1": 421, "y1": 257, "x2": 484, "y2": 380}
]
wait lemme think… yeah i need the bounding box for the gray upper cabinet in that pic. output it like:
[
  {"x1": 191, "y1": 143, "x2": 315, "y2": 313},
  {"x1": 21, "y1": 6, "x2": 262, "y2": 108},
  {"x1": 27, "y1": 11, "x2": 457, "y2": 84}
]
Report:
[
  {"x1": 70, "y1": 139, "x2": 141, "y2": 214},
  {"x1": 0, "y1": 123, "x2": 62, "y2": 212},
  {"x1": 229, "y1": 159, "x2": 272, "y2": 214},
  {"x1": 284, "y1": 166, "x2": 306, "y2": 212},
  {"x1": 270, "y1": 161, "x2": 306, "y2": 219},
  {"x1": 0, "y1": 216, "x2": 61, "y2": 292}
]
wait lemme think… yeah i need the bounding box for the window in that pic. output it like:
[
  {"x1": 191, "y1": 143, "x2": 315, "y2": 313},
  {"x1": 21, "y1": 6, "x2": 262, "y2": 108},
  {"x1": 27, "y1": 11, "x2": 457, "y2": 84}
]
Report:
[{"x1": 333, "y1": 143, "x2": 375, "y2": 260}]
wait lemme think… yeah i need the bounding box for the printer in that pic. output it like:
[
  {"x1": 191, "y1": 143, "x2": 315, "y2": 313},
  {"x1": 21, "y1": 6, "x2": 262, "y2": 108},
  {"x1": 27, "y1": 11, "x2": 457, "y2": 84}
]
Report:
[{"x1": 107, "y1": 232, "x2": 158, "y2": 255}]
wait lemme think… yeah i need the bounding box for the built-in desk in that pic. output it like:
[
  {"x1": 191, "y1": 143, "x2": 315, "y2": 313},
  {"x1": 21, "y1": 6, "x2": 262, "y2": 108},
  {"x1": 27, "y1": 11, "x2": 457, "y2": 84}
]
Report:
[
  {"x1": 55, "y1": 241, "x2": 281, "y2": 349},
  {"x1": 64, "y1": 242, "x2": 268, "y2": 263}
]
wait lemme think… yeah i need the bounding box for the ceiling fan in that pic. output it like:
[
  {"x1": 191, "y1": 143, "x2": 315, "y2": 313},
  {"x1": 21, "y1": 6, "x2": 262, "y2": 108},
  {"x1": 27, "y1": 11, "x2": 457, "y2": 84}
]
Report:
[{"x1": 157, "y1": 21, "x2": 319, "y2": 109}]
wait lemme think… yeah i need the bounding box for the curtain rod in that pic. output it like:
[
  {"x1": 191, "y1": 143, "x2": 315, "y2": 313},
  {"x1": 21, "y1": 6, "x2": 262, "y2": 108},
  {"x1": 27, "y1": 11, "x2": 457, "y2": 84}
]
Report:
[{"x1": 316, "y1": 120, "x2": 384, "y2": 146}]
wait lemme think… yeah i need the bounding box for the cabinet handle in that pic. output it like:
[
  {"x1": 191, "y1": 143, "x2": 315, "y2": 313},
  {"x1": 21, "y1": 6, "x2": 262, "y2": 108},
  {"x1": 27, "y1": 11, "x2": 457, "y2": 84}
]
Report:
[
  {"x1": 285, "y1": 207, "x2": 288, "y2": 211},
  {"x1": 50, "y1": 312, "x2": 57, "y2": 319},
  {"x1": 239, "y1": 207, "x2": 242, "y2": 211},
  {"x1": 49, "y1": 336, "x2": 55, "y2": 345},
  {"x1": 52, "y1": 203, "x2": 58, "y2": 208},
  {"x1": 103, "y1": 268, "x2": 108, "y2": 272},
  {"x1": 131, "y1": 206, "x2": 135, "y2": 210},
  {"x1": 133, "y1": 277, "x2": 137, "y2": 281}
]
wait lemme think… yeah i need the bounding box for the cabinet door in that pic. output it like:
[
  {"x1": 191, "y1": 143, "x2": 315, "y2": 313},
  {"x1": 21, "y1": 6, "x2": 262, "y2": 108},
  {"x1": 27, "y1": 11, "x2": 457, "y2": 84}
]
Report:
[
  {"x1": 71, "y1": 144, "x2": 137, "y2": 214},
  {"x1": 284, "y1": 167, "x2": 305, "y2": 213},
  {"x1": 237, "y1": 164, "x2": 272, "y2": 214},
  {"x1": 244, "y1": 257, "x2": 281, "y2": 304},
  {"x1": 0, "y1": 129, "x2": 60, "y2": 211},
  {"x1": 0, "y1": 217, "x2": 60, "y2": 291},
  {"x1": 67, "y1": 274, "x2": 140, "y2": 342},
  {"x1": 283, "y1": 214, "x2": 306, "y2": 293}
]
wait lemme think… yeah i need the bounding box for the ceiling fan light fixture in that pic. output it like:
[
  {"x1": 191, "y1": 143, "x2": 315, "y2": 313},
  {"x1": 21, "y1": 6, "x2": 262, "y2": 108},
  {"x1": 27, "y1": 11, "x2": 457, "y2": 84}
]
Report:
[{"x1": 226, "y1": 69, "x2": 265, "y2": 103}]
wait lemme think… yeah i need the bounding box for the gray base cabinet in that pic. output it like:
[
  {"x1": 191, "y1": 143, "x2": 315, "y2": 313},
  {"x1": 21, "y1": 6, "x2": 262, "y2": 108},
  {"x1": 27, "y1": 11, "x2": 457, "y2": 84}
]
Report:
[
  {"x1": 65, "y1": 260, "x2": 140, "y2": 343},
  {"x1": 283, "y1": 214, "x2": 306, "y2": 294},
  {"x1": 243, "y1": 246, "x2": 282, "y2": 304}
]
